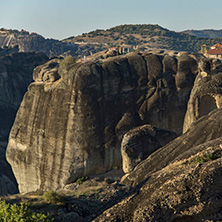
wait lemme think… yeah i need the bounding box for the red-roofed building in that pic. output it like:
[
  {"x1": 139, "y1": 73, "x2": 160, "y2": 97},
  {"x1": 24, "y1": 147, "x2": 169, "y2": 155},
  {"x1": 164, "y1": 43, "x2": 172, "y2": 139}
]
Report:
[{"x1": 207, "y1": 44, "x2": 222, "y2": 59}]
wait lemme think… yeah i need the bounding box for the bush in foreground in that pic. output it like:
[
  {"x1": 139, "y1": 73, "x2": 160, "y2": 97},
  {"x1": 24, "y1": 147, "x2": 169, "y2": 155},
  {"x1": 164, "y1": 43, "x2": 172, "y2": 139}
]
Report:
[{"x1": 0, "y1": 201, "x2": 53, "y2": 222}]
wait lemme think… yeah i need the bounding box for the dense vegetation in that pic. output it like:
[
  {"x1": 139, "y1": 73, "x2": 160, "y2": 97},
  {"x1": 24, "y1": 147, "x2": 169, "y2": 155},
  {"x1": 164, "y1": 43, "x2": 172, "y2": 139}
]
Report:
[
  {"x1": 106, "y1": 24, "x2": 168, "y2": 35},
  {"x1": 183, "y1": 29, "x2": 222, "y2": 38}
]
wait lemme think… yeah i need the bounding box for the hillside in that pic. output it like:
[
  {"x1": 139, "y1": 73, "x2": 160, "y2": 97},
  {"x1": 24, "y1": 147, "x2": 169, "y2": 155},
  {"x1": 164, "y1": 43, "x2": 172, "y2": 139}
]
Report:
[
  {"x1": 183, "y1": 29, "x2": 222, "y2": 38},
  {"x1": 0, "y1": 28, "x2": 78, "y2": 57},
  {"x1": 2, "y1": 25, "x2": 222, "y2": 58},
  {"x1": 63, "y1": 24, "x2": 222, "y2": 52}
]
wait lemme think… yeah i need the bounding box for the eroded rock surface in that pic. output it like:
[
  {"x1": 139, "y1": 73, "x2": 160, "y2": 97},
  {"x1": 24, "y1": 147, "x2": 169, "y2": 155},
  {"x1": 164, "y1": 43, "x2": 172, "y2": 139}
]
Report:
[
  {"x1": 121, "y1": 108, "x2": 222, "y2": 187},
  {"x1": 138, "y1": 53, "x2": 198, "y2": 135},
  {"x1": 33, "y1": 59, "x2": 61, "y2": 83},
  {"x1": 183, "y1": 58, "x2": 222, "y2": 133},
  {"x1": 7, "y1": 52, "x2": 199, "y2": 193},
  {"x1": 121, "y1": 124, "x2": 176, "y2": 173},
  {"x1": 95, "y1": 109, "x2": 222, "y2": 222}
]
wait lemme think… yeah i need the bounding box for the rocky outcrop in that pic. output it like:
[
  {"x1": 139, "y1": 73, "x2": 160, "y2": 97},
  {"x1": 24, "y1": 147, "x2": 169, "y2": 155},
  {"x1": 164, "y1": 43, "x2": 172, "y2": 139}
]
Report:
[
  {"x1": 183, "y1": 58, "x2": 222, "y2": 133},
  {"x1": 33, "y1": 59, "x2": 61, "y2": 83},
  {"x1": 6, "y1": 52, "x2": 199, "y2": 193},
  {"x1": 95, "y1": 109, "x2": 222, "y2": 222},
  {"x1": 0, "y1": 29, "x2": 78, "y2": 57},
  {"x1": 121, "y1": 108, "x2": 222, "y2": 187},
  {"x1": 121, "y1": 124, "x2": 177, "y2": 173},
  {"x1": 0, "y1": 49, "x2": 48, "y2": 195},
  {"x1": 138, "y1": 53, "x2": 198, "y2": 135}
]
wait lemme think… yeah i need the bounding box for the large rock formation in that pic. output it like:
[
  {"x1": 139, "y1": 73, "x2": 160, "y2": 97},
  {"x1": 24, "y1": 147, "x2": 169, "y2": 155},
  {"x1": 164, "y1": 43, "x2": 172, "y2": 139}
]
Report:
[
  {"x1": 95, "y1": 109, "x2": 222, "y2": 222},
  {"x1": 121, "y1": 124, "x2": 177, "y2": 173},
  {"x1": 6, "y1": 52, "x2": 199, "y2": 193},
  {"x1": 0, "y1": 48, "x2": 48, "y2": 195},
  {"x1": 183, "y1": 58, "x2": 222, "y2": 132}
]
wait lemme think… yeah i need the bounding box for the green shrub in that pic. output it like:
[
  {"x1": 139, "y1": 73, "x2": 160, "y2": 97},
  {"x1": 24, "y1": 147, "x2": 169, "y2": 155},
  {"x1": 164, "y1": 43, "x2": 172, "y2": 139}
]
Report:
[
  {"x1": 59, "y1": 56, "x2": 76, "y2": 69},
  {"x1": 41, "y1": 191, "x2": 63, "y2": 204},
  {"x1": 0, "y1": 201, "x2": 53, "y2": 222},
  {"x1": 58, "y1": 55, "x2": 76, "y2": 77},
  {"x1": 194, "y1": 153, "x2": 220, "y2": 164},
  {"x1": 75, "y1": 176, "x2": 89, "y2": 185}
]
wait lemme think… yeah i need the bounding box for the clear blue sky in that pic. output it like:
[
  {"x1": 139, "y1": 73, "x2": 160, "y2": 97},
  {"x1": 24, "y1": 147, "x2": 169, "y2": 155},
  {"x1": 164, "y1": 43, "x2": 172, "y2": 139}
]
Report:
[{"x1": 1, "y1": 0, "x2": 222, "y2": 40}]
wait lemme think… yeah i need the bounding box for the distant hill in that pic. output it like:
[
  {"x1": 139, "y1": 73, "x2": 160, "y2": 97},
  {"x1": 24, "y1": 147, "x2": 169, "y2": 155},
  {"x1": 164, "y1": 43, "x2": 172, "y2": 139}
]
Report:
[
  {"x1": 2, "y1": 25, "x2": 222, "y2": 58},
  {"x1": 0, "y1": 28, "x2": 78, "y2": 57},
  {"x1": 63, "y1": 24, "x2": 222, "y2": 53},
  {"x1": 183, "y1": 29, "x2": 222, "y2": 38}
]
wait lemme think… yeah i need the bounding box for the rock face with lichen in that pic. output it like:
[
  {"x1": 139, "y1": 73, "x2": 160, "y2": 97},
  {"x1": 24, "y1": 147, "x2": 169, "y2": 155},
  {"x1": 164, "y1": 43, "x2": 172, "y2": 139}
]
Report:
[{"x1": 6, "y1": 51, "x2": 200, "y2": 193}]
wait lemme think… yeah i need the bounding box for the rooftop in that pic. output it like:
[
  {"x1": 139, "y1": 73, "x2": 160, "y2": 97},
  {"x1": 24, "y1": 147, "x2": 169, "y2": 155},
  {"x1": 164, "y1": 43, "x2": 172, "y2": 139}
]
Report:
[{"x1": 208, "y1": 44, "x2": 222, "y2": 55}]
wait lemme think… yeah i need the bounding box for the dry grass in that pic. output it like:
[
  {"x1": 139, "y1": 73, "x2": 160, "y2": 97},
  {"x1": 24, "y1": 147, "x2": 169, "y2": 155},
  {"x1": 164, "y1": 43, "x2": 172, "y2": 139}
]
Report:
[{"x1": 69, "y1": 180, "x2": 106, "y2": 198}]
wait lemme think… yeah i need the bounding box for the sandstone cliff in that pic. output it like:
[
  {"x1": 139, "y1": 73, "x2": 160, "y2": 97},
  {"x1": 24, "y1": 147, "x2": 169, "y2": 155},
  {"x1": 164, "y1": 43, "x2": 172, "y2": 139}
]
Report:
[{"x1": 6, "y1": 51, "x2": 199, "y2": 193}]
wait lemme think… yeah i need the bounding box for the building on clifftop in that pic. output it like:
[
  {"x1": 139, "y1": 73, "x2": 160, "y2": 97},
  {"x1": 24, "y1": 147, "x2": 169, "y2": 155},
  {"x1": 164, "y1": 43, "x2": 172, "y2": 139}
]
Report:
[{"x1": 206, "y1": 44, "x2": 222, "y2": 59}]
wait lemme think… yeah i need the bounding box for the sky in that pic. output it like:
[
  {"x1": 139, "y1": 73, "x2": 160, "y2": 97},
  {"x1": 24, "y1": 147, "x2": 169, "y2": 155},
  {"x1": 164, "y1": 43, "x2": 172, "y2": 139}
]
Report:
[{"x1": 1, "y1": 0, "x2": 222, "y2": 40}]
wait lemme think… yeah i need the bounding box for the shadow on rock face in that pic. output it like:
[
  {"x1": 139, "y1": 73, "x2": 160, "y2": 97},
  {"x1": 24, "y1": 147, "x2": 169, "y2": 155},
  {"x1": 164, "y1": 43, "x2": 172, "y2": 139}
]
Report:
[
  {"x1": 0, "y1": 144, "x2": 18, "y2": 195},
  {"x1": 95, "y1": 109, "x2": 222, "y2": 222},
  {"x1": 0, "y1": 48, "x2": 49, "y2": 195}
]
